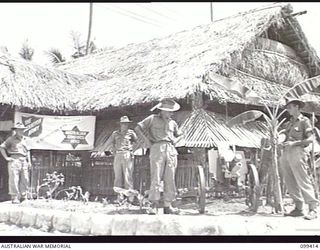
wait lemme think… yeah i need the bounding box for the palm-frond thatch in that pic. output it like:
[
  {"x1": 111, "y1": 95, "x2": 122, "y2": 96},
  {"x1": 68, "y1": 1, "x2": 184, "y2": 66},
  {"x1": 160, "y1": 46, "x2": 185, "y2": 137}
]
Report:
[
  {"x1": 0, "y1": 53, "x2": 94, "y2": 111},
  {"x1": 59, "y1": 3, "x2": 320, "y2": 111}
]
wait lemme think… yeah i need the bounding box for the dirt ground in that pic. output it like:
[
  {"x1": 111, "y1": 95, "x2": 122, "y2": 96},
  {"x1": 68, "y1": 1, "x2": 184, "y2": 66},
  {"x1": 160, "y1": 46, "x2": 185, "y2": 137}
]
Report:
[
  {"x1": 4, "y1": 196, "x2": 320, "y2": 235},
  {"x1": 0, "y1": 223, "x2": 76, "y2": 236},
  {"x1": 16, "y1": 196, "x2": 292, "y2": 216}
]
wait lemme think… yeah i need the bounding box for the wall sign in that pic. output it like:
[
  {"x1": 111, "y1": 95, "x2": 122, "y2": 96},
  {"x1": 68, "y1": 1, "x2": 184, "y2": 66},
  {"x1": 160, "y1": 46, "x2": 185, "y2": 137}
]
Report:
[{"x1": 14, "y1": 112, "x2": 96, "y2": 150}]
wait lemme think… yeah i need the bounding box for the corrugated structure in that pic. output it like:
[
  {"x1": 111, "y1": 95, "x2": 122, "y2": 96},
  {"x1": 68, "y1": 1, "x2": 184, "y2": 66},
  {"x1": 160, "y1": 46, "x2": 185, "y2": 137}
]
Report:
[
  {"x1": 92, "y1": 109, "x2": 268, "y2": 154},
  {"x1": 176, "y1": 109, "x2": 268, "y2": 148}
]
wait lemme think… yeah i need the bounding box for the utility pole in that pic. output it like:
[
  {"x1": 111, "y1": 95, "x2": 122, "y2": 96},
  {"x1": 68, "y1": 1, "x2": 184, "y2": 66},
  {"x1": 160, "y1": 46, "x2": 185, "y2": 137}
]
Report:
[
  {"x1": 210, "y1": 2, "x2": 213, "y2": 22},
  {"x1": 86, "y1": 2, "x2": 93, "y2": 55}
]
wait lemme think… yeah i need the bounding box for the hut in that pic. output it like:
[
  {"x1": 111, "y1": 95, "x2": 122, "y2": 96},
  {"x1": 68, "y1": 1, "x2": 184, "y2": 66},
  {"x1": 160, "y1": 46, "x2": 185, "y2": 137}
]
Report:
[
  {"x1": 1, "y1": 3, "x2": 319, "y2": 200},
  {"x1": 0, "y1": 52, "x2": 96, "y2": 200},
  {"x1": 57, "y1": 3, "x2": 320, "y2": 198}
]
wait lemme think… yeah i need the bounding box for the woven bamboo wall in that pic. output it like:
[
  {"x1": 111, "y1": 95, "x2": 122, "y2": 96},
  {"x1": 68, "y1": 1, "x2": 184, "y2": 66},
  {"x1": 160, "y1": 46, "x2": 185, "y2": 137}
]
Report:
[
  {"x1": 30, "y1": 150, "x2": 210, "y2": 199},
  {"x1": 30, "y1": 150, "x2": 85, "y2": 197}
]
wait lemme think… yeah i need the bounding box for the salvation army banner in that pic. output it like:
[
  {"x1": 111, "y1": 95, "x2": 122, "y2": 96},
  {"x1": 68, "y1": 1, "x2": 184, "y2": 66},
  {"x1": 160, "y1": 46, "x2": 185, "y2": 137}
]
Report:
[{"x1": 14, "y1": 112, "x2": 96, "y2": 150}]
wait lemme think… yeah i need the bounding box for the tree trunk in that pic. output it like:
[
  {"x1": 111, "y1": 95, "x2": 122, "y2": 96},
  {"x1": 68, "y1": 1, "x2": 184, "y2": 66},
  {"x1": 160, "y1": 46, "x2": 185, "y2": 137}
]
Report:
[
  {"x1": 86, "y1": 3, "x2": 93, "y2": 55},
  {"x1": 266, "y1": 171, "x2": 273, "y2": 206},
  {"x1": 271, "y1": 132, "x2": 283, "y2": 213}
]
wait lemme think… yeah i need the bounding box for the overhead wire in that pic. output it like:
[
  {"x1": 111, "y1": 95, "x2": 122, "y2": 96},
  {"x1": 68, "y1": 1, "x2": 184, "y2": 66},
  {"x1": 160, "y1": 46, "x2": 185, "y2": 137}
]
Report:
[
  {"x1": 155, "y1": 3, "x2": 180, "y2": 15},
  {"x1": 134, "y1": 3, "x2": 178, "y2": 22},
  {"x1": 109, "y1": 3, "x2": 166, "y2": 26},
  {"x1": 96, "y1": 3, "x2": 164, "y2": 28}
]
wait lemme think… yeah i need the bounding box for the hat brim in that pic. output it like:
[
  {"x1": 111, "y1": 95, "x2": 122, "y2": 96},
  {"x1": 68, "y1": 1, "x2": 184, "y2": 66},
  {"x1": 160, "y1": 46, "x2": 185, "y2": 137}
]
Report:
[
  {"x1": 152, "y1": 103, "x2": 180, "y2": 112},
  {"x1": 285, "y1": 100, "x2": 305, "y2": 108}
]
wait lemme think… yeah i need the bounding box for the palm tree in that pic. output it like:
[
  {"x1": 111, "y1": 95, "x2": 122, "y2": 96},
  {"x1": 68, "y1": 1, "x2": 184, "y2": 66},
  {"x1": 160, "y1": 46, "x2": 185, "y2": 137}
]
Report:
[
  {"x1": 227, "y1": 75, "x2": 320, "y2": 213},
  {"x1": 86, "y1": 3, "x2": 93, "y2": 55},
  {"x1": 89, "y1": 40, "x2": 97, "y2": 54},
  {"x1": 45, "y1": 48, "x2": 66, "y2": 64},
  {"x1": 70, "y1": 31, "x2": 86, "y2": 59},
  {"x1": 19, "y1": 39, "x2": 34, "y2": 61}
]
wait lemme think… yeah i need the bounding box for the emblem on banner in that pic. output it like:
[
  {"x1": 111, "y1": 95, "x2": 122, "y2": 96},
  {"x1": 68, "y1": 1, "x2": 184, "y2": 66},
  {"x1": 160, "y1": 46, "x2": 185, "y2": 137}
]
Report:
[
  {"x1": 21, "y1": 116, "x2": 43, "y2": 137},
  {"x1": 61, "y1": 126, "x2": 89, "y2": 149}
]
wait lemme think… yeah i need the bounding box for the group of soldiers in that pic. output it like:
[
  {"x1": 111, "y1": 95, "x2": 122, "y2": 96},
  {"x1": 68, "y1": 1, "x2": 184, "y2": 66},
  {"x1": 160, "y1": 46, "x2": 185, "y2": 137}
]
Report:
[
  {"x1": 0, "y1": 98, "x2": 318, "y2": 219},
  {"x1": 105, "y1": 98, "x2": 183, "y2": 214}
]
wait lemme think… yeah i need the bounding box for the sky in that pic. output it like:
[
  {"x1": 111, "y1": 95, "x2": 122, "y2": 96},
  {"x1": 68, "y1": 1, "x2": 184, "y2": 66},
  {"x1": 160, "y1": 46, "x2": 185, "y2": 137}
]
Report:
[{"x1": 0, "y1": 2, "x2": 320, "y2": 66}]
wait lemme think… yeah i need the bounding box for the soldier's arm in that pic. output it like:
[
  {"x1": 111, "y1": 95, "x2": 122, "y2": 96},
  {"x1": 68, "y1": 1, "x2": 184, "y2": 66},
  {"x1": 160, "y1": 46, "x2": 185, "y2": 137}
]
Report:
[
  {"x1": 0, "y1": 139, "x2": 13, "y2": 162},
  {"x1": 130, "y1": 130, "x2": 138, "y2": 143},
  {"x1": 24, "y1": 139, "x2": 32, "y2": 166},
  {"x1": 27, "y1": 150, "x2": 32, "y2": 167},
  {"x1": 135, "y1": 115, "x2": 153, "y2": 147},
  {"x1": 0, "y1": 148, "x2": 12, "y2": 161},
  {"x1": 172, "y1": 122, "x2": 184, "y2": 146},
  {"x1": 135, "y1": 126, "x2": 152, "y2": 147}
]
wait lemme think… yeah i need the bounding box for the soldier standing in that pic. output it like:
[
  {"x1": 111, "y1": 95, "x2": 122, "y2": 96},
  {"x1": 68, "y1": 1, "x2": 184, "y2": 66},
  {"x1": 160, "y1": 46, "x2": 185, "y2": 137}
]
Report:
[
  {"x1": 0, "y1": 123, "x2": 31, "y2": 204},
  {"x1": 280, "y1": 98, "x2": 318, "y2": 220},
  {"x1": 105, "y1": 116, "x2": 138, "y2": 204},
  {"x1": 135, "y1": 98, "x2": 184, "y2": 215}
]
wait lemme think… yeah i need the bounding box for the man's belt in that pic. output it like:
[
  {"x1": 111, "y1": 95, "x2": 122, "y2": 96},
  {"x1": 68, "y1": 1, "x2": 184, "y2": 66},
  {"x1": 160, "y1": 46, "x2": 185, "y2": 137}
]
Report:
[
  {"x1": 115, "y1": 150, "x2": 132, "y2": 154},
  {"x1": 153, "y1": 140, "x2": 173, "y2": 145},
  {"x1": 9, "y1": 154, "x2": 27, "y2": 160}
]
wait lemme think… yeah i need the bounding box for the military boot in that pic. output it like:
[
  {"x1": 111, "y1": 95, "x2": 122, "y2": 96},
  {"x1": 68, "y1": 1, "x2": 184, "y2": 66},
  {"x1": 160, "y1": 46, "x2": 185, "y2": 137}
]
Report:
[
  {"x1": 163, "y1": 205, "x2": 180, "y2": 215},
  {"x1": 304, "y1": 210, "x2": 317, "y2": 220},
  {"x1": 284, "y1": 207, "x2": 304, "y2": 217}
]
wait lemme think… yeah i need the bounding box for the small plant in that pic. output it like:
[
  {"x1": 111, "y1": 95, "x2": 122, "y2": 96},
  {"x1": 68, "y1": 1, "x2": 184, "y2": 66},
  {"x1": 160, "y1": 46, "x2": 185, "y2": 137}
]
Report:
[
  {"x1": 55, "y1": 186, "x2": 90, "y2": 204},
  {"x1": 36, "y1": 171, "x2": 65, "y2": 199},
  {"x1": 19, "y1": 39, "x2": 34, "y2": 61},
  {"x1": 113, "y1": 187, "x2": 151, "y2": 210}
]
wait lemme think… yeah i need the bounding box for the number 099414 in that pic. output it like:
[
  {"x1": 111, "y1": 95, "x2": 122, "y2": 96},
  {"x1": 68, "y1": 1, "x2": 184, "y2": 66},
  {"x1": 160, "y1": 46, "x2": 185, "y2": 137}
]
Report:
[{"x1": 300, "y1": 244, "x2": 319, "y2": 248}]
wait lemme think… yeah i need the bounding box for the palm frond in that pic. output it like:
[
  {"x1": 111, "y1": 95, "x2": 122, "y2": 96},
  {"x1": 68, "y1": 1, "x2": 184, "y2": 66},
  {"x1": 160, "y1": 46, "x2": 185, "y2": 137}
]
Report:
[
  {"x1": 227, "y1": 110, "x2": 267, "y2": 127},
  {"x1": 264, "y1": 104, "x2": 274, "y2": 119},
  {"x1": 45, "y1": 48, "x2": 66, "y2": 64},
  {"x1": 276, "y1": 108, "x2": 287, "y2": 120},
  {"x1": 284, "y1": 75, "x2": 320, "y2": 99},
  {"x1": 19, "y1": 39, "x2": 34, "y2": 61}
]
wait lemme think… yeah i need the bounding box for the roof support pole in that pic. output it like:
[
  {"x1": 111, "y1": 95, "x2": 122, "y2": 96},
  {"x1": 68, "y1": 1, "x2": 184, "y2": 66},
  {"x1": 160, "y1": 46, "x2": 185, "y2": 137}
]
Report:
[
  {"x1": 191, "y1": 91, "x2": 207, "y2": 177},
  {"x1": 191, "y1": 91, "x2": 204, "y2": 111}
]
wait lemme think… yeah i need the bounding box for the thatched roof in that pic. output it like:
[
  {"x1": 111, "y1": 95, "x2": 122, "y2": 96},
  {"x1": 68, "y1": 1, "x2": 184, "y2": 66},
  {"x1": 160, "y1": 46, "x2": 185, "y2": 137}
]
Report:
[
  {"x1": 0, "y1": 53, "x2": 94, "y2": 111},
  {"x1": 59, "y1": 3, "x2": 320, "y2": 111},
  {"x1": 93, "y1": 109, "x2": 268, "y2": 152}
]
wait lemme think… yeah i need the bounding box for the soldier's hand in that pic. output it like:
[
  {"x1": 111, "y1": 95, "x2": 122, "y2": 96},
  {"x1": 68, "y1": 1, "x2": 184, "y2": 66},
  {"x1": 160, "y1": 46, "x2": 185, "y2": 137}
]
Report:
[
  {"x1": 283, "y1": 141, "x2": 295, "y2": 147},
  {"x1": 6, "y1": 157, "x2": 14, "y2": 162}
]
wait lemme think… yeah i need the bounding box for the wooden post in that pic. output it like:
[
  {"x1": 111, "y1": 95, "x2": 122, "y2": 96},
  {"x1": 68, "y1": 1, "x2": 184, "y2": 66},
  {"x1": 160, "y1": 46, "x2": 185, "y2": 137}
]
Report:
[
  {"x1": 191, "y1": 91, "x2": 207, "y2": 185},
  {"x1": 191, "y1": 91, "x2": 204, "y2": 111},
  {"x1": 311, "y1": 112, "x2": 319, "y2": 199}
]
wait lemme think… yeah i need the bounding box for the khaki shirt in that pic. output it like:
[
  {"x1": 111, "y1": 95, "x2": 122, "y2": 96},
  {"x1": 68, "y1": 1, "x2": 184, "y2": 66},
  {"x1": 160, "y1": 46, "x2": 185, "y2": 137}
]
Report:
[
  {"x1": 284, "y1": 114, "x2": 313, "y2": 142},
  {"x1": 108, "y1": 129, "x2": 137, "y2": 152},
  {"x1": 0, "y1": 135, "x2": 28, "y2": 157},
  {"x1": 138, "y1": 114, "x2": 182, "y2": 144}
]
